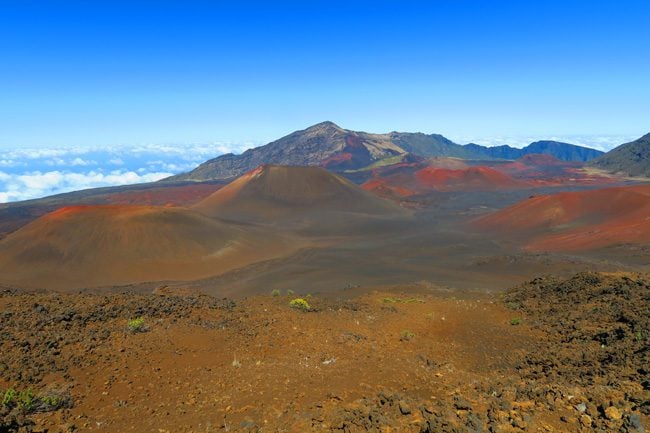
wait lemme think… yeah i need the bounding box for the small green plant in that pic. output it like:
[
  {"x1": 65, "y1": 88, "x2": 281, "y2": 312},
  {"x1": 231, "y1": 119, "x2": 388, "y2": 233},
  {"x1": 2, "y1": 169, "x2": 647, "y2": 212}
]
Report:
[
  {"x1": 400, "y1": 330, "x2": 415, "y2": 341},
  {"x1": 636, "y1": 330, "x2": 647, "y2": 341},
  {"x1": 289, "y1": 298, "x2": 311, "y2": 311},
  {"x1": 2, "y1": 388, "x2": 16, "y2": 407},
  {"x1": 40, "y1": 395, "x2": 61, "y2": 407},
  {"x1": 127, "y1": 317, "x2": 146, "y2": 333},
  {"x1": 271, "y1": 289, "x2": 280, "y2": 297},
  {"x1": 510, "y1": 317, "x2": 522, "y2": 326},
  {"x1": 18, "y1": 389, "x2": 34, "y2": 412},
  {"x1": 505, "y1": 301, "x2": 521, "y2": 310},
  {"x1": 286, "y1": 289, "x2": 295, "y2": 296},
  {"x1": 1, "y1": 388, "x2": 70, "y2": 413}
]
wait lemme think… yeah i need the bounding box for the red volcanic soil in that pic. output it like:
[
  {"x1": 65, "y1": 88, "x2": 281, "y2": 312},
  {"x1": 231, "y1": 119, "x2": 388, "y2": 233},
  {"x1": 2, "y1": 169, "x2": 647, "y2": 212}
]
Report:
[
  {"x1": 475, "y1": 184, "x2": 650, "y2": 251},
  {"x1": 193, "y1": 165, "x2": 406, "y2": 223},
  {"x1": 362, "y1": 163, "x2": 528, "y2": 200},
  {"x1": 320, "y1": 135, "x2": 374, "y2": 170},
  {"x1": 362, "y1": 178, "x2": 417, "y2": 198},
  {"x1": 1, "y1": 273, "x2": 647, "y2": 432},
  {"x1": 0, "y1": 204, "x2": 301, "y2": 290},
  {"x1": 414, "y1": 166, "x2": 528, "y2": 192},
  {"x1": 491, "y1": 154, "x2": 619, "y2": 187},
  {"x1": 104, "y1": 183, "x2": 224, "y2": 206},
  {"x1": 320, "y1": 151, "x2": 353, "y2": 168}
]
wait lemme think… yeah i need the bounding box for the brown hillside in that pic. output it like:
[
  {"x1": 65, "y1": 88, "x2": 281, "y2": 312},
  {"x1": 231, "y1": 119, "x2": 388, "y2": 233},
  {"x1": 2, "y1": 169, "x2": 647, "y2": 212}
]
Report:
[
  {"x1": 0, "y1": 205, "x2": 301, "y2": 290},
  {"x1": 192, "y1": 165, "x2": 407, "y2": 224}
]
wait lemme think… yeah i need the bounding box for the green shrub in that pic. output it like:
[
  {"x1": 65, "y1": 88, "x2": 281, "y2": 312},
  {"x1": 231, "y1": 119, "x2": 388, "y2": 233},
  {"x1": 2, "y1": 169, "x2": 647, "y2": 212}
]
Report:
[
  {"x1": 286, "y1": 289, "x2": 295, "y2": 296},
  {"x1": 127, "y1": 317, "x2": 146, "y2": 333},
  {"x1": 505, "y1": 301, "x2": 521, "y2": 310},
  {"x1": 510, "y1": 317, "x2": 522, "y2": 326},
  {"x1": 40, "y1": 395, "x2": 61, "y2": 408},
  {"x1": 2, "y1": 388, "x2": 16, "y2": 407},
  {"x1": 271, "y1": 289, "x2": 280, "y2": 297},
  {"x1": 18, "y1": 389, "x2": 34, "y2": 412},
  {"x1": 1, "y1": 388, "x2": 71, "y2": 413},
  {"x1": 400, "y1": 330, "x2": 415, "y2": 341},
  {"x1": 289, "y1": 298, "x2": 311, "y2": 311}
]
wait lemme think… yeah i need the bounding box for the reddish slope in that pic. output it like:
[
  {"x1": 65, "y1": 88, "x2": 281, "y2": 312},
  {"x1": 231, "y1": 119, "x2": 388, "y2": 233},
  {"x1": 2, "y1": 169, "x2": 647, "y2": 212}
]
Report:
[
  {"x1": 414, "y1": 166, "x2": 528, "y2": 191},
  {"x1": 362, "y1": 164, "x2": 529, "y2": 200},
  {"x1": 104, "y1": 183, "x2": 224, "y2": 206},
  {"x1": 492, "y1": 153, "x2": 619, "y2": 187},
  {"x1": 0, "y1": 205, "x2": 300, "y2": 290},
  {"x1": 475, "y1": 185, "x2": 650, "y2": 251},
  {"x1": 193, "y1": 165, "x2": 406, "y2": 223}
]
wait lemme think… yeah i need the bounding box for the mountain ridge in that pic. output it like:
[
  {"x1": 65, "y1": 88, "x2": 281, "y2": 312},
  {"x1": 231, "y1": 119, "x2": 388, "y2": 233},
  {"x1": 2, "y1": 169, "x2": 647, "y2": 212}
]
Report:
[
  {"x1": 589, "y1": 133, "x2": 650, "y2": 177},
  {"x1": 167, "y1": 122, "x2": 604, "y2": 182}
]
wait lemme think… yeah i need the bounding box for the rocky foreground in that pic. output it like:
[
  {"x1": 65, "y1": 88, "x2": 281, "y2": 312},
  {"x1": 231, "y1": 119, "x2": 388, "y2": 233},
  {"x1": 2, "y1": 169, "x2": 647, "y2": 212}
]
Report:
[{"x1": 0, "y1": 273, "x2": 648, "y2": 433}]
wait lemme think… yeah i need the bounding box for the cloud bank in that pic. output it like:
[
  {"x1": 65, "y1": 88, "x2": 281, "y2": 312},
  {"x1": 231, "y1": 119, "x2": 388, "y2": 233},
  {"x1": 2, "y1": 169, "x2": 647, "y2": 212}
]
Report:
[{"x1": 0, "y1": 142, "x2": 253, "y2": 203}]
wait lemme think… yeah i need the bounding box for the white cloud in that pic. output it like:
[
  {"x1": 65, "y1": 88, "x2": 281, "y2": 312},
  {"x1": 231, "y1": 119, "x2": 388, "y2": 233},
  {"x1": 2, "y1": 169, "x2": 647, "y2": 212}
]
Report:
[
  {"x1": 0, "y1": 141, "x2": 255, "y2": 203},
  {"x1": 70, "y1": 157, "x2": 95, "y2": 166},
  {"x1": 0, "y1": 170, "x2": 173, "y2": 203},
  {"x1": 45, "y1": 158, "x2": 67, "y2": 166}
]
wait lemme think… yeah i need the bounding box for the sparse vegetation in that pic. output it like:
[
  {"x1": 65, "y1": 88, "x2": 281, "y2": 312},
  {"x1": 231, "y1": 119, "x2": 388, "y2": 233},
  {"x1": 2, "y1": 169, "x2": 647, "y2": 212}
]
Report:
[
  {"x1": 382, "y1": 297, "x2": 423, "y2": 304},
  {"x1": 510, "y1": 317, "x2": 522, "y2": 326},
  {"x1": 289, "y1": 298, "x2": 311, "y2": 311},
  {"x1": 1, "y1": 388, "x2": 69, "y2": 414},
  {"x1": 400, "y1": 330, "x2": 415, "y2": 341},
  {"x1": 17, "y1": 389, "x2": 34, "y2": 413},
  {"x1": 127, "y1": 317, "x2": 147, "y2": 333},
  {"x1": 2, "y1": 389, "x2": 16, "y2": 407},
  {"x1": 505, "y1": 301, "x2": 521, "y2": 310},
  {"x1": 271, "y1": 289, "x2": 280, "y2": 297},
  {"x1": 286, "y1": 289, "x2": 295, "y2": 296}
]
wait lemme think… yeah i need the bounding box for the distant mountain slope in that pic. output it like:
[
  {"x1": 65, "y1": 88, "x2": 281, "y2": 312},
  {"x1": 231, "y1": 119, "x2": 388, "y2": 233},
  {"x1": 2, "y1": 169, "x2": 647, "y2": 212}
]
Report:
[
  {"x1": 465, "y1": 140, "x2": 603, "y2": 162},
  {"x1": 170, "y1": 121, "x2": 404, "y2": 181},
  {"x1": 388, "y1": 132, "x2": 476, "y2": 159},
  {"x1": 589, "y1": 133, "x2": 650, "y2": 177},
  {"x1": 168, "y1": 122, "x2": 603, "y2": 182}
]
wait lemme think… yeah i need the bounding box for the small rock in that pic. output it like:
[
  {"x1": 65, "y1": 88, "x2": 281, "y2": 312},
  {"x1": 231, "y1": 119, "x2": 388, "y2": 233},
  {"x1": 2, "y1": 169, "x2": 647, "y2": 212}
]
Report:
[
  {"x1": 604, "y1": 406, "x2": 622, "y2": 420},
  {"x1": 574, "y1": 403, "x2": 587, "y2": 413},
  {"x1": 579, "y1": 414, "x2": 592, "y2": 428},
  {"x1": 58, "y1": 423, "x2": 77, "y2": 433},
  {"x1": 622, "y1": 414, "x2": 646, "y2": 433},
  {"x1": 454, "y1": 395, "x2": 473, "y2": 410},
  {"x1": 399, "y1": 400, "x2": 412, "y2": 415}
]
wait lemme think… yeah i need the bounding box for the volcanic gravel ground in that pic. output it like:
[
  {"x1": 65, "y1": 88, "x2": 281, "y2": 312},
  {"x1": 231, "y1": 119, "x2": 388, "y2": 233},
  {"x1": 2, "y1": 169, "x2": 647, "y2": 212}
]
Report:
[{"x1": 0, "y1": 273, "x2": 648, "y2": 432}]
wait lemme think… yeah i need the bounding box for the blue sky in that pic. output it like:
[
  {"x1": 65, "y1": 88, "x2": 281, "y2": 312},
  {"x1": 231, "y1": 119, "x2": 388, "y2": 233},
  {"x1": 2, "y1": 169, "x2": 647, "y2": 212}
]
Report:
[{"x1": 2, "y1": 0, "x2": 649, "y2": 148}]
